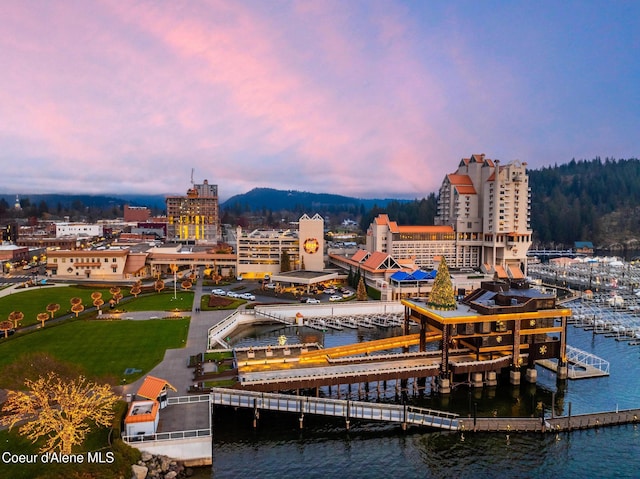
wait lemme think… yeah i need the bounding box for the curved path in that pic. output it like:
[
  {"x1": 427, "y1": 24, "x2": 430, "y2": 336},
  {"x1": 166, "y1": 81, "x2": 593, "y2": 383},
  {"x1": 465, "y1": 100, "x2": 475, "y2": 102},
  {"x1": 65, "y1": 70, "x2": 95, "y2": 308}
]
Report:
[{"x1": 120, "y1": 273, "x2": 232, "y2": 397}]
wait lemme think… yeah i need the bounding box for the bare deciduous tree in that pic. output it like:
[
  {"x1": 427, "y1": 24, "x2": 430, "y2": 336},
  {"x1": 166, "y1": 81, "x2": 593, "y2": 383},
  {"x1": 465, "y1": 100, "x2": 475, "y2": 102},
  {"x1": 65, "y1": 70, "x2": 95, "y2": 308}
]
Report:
[{"x1": 1, "y1": 373, "x2": 118, "y2": 454}]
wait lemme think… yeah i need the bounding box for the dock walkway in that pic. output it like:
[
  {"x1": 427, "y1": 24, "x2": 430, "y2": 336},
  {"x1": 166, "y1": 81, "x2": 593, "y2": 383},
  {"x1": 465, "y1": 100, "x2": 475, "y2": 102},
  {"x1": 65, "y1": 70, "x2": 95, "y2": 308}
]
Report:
[
  {"x1": 459, "y1": 408, "x2": 640, "y2": 433},
  {"x1": 210, "y1": 387, "x2": 459, "y2": 431}
]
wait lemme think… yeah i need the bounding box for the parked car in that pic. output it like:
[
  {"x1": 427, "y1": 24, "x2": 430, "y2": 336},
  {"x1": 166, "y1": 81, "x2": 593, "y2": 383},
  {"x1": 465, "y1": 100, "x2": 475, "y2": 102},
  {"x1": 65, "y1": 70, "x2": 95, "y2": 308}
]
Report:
[
  {"x1": 329, "y1": 295, "x2": 342, "y2": 302},
  {"x1": 323, "y1": 288, "x2": 336, "y2": 294},
  {"x1": 342, "y1": 290, "x2": 354, "y2": 298},
  {"x1": 265, "y1": 283, "x2": 277, "y2": 289},
  {"x1": 211, "y1": 289, "x2": 226, "y2": 296},
  {"x1": 240, "y1": 293, "x2": 256, "y2": 301},
  {"x1": 305, "y1": 298, "x2": 321, "y2": 304},
  {"x1": 226, "y1": 292, "x2": 239, "y2": 298}
]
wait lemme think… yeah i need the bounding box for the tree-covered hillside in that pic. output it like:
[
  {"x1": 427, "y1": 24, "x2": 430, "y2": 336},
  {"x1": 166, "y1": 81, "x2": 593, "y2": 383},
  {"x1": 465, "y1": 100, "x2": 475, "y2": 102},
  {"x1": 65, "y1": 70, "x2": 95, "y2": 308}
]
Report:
[{"x1": 529, "y1": 158, "x2": 640, "y2": 248}]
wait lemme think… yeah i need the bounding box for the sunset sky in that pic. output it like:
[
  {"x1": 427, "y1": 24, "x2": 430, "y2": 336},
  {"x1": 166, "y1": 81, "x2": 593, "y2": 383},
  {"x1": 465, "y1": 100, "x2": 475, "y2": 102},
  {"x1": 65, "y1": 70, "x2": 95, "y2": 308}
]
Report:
[{"x1": 1, "y1": 1, "x2": 638, "y2": 201}]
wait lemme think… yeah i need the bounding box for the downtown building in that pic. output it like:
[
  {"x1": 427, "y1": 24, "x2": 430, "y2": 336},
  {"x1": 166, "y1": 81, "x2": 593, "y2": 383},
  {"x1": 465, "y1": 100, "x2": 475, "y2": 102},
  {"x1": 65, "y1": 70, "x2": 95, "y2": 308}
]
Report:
[
  {"x1": 236, "y1": 213, "x2": 325, "y2": 279},
  {"x1": 166, "y1": 179, "x2": 221, "y2": 245}
]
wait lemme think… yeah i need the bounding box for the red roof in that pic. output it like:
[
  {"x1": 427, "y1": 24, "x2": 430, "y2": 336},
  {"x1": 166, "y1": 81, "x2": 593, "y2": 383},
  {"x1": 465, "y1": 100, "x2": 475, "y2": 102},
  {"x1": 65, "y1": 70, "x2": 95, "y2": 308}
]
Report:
[
  {"x1": 509, "y1": 265, "x2": 525, "y2": 279},
  {"x1": 495, "y1": 265, "x2": 508, "y2": 279},
  {"x1": 136, "y1": 375, "x2": 176, "y2": 401},
  {"x1": 350, "y1": 250, "x2": 370, "y2": 262},
  {"x1": 124, "y1": 400, "x2": 159, "y2": 424}
]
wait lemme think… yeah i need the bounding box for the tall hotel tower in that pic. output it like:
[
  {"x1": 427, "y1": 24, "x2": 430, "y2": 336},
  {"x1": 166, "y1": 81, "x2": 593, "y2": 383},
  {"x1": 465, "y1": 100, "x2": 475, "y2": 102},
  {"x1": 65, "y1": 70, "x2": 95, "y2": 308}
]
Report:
[
  {"x1": 434, "y1": 154, "x2": 532, "y2": 276},
  {"x1": 166, "y1": 179, "x2": 221, "y2": 244}
]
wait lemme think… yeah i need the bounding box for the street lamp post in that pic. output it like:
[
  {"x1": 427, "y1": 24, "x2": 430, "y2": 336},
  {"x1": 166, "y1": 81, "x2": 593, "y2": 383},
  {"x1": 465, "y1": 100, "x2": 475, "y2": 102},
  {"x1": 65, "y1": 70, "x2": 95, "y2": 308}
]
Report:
[{"x1": 169, "y1": 264, "x2": 178, "y2": 300}]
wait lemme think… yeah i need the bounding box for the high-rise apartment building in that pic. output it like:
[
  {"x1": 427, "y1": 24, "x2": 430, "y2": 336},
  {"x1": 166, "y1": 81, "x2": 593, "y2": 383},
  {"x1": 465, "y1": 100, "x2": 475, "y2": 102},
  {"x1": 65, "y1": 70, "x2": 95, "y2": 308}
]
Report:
[
  {"x1": 166, "y1": 179, "x2": 221, "y2": 244},
  {"x1": 435, "y1": 154, "x2": 532, "y2": 275}
]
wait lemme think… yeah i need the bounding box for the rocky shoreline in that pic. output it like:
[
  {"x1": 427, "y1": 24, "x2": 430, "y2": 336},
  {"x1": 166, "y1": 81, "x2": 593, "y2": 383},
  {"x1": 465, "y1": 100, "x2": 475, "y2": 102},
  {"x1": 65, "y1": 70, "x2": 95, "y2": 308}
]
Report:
[{"x1": 131, "y1": 453, "x2": 195, "y2": 479}]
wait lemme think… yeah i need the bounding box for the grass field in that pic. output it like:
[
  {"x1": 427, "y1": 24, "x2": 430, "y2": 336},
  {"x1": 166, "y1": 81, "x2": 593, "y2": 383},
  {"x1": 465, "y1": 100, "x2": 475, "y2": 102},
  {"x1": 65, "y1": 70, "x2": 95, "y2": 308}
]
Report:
[
  {"x1": 0, "y1": 285, "x2": 132, "y2": 327},
  {"x1": 0, "y1": 318, "x2": 189, "y2": 385},
  {"x1": 118, "y1": 290, "x2": 194, "y2": 312},
  {"x1": 0, "y1": 285, "x2": 198, "y2": 477},
  {"x1": 0, "y1": 286, "x2": 196, "y2": 327}
]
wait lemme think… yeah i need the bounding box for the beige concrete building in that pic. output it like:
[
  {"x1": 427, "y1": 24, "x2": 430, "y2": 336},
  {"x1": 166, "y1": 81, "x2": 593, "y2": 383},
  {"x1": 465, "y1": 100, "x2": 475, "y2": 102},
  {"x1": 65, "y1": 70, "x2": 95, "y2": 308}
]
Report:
[
  {"x1": 236, "y1": 214, "x2": 326, "y2": 279},
  {"x1": 362, "y1": 154, "x2": 531, "y2": 277},
  {"x1": 298, "y1": 213, "x2": 324, "y2": 271},
  {"x1": 46, "y1": 248, "x2": 148, "y2": 280}
]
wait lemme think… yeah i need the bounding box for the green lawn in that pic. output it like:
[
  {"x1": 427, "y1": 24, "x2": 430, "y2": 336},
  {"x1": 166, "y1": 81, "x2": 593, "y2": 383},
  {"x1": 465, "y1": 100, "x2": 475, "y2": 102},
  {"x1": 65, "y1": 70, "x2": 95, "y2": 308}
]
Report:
[
  {"x1": 0, "y1": 285, "x2": 132, "y2": 327},
  {"x1": 0, "y1": 318, "x2": 189, "y2": 385},
  {"x1": 118, "y1": 291, "x2": 194, "y2": 312}
]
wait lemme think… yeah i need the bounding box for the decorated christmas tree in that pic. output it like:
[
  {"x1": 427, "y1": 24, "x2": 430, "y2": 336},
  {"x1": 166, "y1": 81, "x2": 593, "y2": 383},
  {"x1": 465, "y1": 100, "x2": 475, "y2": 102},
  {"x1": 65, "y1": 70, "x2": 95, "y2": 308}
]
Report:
[
  {"x1": 427, "y1": 256, "x2": 456, "y2": 310},
  {"x1": 356, "y1": 276, "x2": 368, "y2": 301}
]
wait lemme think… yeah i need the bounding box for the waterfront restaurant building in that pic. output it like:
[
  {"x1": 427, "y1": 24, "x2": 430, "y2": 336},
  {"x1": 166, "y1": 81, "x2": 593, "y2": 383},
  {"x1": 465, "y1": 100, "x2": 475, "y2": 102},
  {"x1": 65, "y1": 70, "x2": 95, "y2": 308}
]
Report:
[{"x1": 401, "y1": 279, "x2": 570, "y2": 392}]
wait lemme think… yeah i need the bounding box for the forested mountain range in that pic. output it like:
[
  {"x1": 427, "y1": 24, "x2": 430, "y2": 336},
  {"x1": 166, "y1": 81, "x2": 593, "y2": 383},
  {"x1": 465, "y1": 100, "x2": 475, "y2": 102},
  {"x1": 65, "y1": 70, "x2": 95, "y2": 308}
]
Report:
[
  {"x1": 220, "y1": 188, "x2": 406, "y2": 213},
  {"x1": 1, "y1": 157, "x2": 639, "y2": 249}
]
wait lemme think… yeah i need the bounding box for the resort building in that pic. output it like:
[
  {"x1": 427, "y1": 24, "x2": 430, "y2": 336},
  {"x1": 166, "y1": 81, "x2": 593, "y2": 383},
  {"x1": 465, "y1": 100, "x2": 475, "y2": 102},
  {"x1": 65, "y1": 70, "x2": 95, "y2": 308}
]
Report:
[
  {"x1": 358, "y1": 154, "x2": 531, "y2": 276},
  {"x1": 328, "y1": 154, "x2": 531, "y2": 299},
  {"x1": 435, "y1": 154, "x2": 532, "y2": 276},
  {"x1": 166, "y1": 179, "x2": 221, "y2": 245},
  {"x1": 365, "y1": 214, "x2": 457, "y2": 270}
]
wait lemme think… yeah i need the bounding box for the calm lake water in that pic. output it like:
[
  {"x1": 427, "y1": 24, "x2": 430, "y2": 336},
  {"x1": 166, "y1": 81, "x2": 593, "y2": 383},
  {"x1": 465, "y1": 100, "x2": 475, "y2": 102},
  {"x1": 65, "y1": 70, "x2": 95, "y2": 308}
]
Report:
[{"x1": 208, "y1": 303, "x2": 640, "y2": 479}]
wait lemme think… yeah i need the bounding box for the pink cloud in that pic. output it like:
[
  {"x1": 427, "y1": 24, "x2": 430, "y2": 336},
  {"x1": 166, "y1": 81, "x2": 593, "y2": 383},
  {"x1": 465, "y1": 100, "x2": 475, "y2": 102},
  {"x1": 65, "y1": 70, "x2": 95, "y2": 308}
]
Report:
[{"x1": 2, "y1": 1, "x2": 636, "y2": 199}]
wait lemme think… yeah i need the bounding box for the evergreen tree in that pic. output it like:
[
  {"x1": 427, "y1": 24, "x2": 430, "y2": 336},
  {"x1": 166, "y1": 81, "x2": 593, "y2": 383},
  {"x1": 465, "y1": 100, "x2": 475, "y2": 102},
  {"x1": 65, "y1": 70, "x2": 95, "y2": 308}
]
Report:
[
  {"x1": 427, "y1": 257, "x2": 456, "y2": 310},
  {"x1": 356, "y1": 277, "x2": 368, "y2": 301},
  {"x1": 280, "y1": 251, "x2": 291, "y2": 272}
]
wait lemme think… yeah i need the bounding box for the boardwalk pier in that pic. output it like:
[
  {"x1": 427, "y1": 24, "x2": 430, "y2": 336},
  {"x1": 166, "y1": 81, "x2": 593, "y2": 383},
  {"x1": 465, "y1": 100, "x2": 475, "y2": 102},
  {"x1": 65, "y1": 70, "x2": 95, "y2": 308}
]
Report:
[{"x1": 210, "y1": 387, "x2": 459, "y2": 431}]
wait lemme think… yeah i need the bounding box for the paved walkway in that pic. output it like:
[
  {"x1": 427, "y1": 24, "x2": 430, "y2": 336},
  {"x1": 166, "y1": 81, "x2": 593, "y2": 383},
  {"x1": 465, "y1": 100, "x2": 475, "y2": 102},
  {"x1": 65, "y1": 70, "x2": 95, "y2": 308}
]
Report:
[{"x1": 121, "y1": 271, "x2": 231, "y2": 398}]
